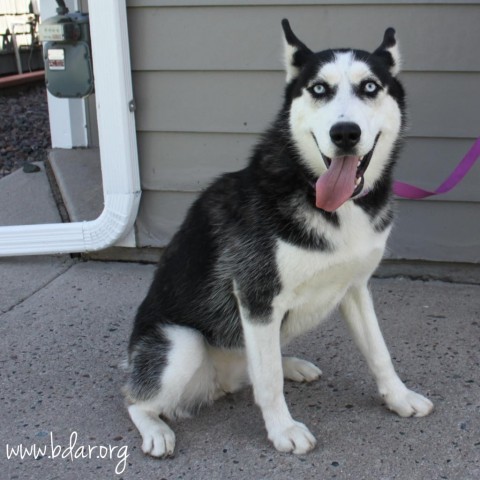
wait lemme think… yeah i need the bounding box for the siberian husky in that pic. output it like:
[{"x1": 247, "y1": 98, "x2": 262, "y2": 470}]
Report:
[{"x1": 124, "y1": 19, "x2": 433, "y2": 457}]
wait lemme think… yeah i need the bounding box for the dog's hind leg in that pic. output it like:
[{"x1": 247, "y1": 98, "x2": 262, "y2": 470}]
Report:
[
  {"x1": 125, "y1": 325, "x2": 217, "y2": 457},
  {"x1": 208, "y1": 347, "x2": 249, "y2": 396},
  {"x1": 208, "y1": 349, "x2": 322, "y2": 392},
  {"x1": 282, "y1": 356, "x2": 322, "y2": 383},
  {"x1": 341, "y1": 283, "x2": 434, "y2": 418}
]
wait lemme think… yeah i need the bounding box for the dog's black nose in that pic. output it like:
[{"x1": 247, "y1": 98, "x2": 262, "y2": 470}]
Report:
[{"x1": 329, "y1": 122, "x2": 361, "y2": 150}]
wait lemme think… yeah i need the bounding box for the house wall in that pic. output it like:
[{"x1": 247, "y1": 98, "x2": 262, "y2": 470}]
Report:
[{"x1": 126, "y1": 0, "x2": 480, "y2": 263}]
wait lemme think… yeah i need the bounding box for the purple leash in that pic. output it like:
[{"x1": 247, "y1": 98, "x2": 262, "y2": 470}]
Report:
[{"x1": 393, "y1": 137, "x2": 480, "y2": 199}]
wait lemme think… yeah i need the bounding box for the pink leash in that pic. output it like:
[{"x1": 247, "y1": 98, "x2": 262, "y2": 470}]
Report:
[{"x1": 392, "y1": 137, "x2": 480, "y2": 199}]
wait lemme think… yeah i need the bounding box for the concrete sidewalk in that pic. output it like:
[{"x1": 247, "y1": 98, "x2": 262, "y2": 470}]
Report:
[{"x1": 0, "y1": 256, "x2": 479, "y2": 480}]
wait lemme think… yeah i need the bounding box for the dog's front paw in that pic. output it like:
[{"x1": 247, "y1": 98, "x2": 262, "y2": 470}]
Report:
[
  {"x1": 141, "y1": 424, "x2": 176, "y2": 458},
  {"x1": 269, "y1": 421, "x2": 317, "y2": 454},
  {"x1": 384, "y1": 387, "x2": 434, "y2": 418}
]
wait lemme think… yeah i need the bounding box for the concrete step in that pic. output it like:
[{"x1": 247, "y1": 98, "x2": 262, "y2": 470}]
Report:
[
  {"x1": 47, "y1": 148, "x2": 103, "y2": 222},
  {"x1": 46, "y1": 148, "x2": 161, "y2": 262}
]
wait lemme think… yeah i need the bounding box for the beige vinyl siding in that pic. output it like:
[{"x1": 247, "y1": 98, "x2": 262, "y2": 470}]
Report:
[
  {"x1": 127, "y1": 4, "x2": 480, "y2": 72},
  {"x1": 127, "y1": 1, "x2": 480, "y2": 262},
  {"x1": 138, "y1": 132, "x2": 255, "y2": 192},
  {"x1": 390, "y1": 201, "x2": 480, "y2": 262},
  {"x1": 138, "y1": 134, "x2": 480, "y2": 203},
  {"x1": 133, "y1": 71, "x2": 480, "y2": 138}
]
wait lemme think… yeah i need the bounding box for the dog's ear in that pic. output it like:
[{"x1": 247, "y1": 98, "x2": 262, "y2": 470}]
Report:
[
  {"x1": 374, "y1": 27, "x2": 401, "y2": 76},
  {"x1": 281, "y1": 19, "x2": 313, "y2": 82}
]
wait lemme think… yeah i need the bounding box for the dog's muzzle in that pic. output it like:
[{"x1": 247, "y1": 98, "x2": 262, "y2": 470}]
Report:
[{"x1": 312, "y1": 133, "x2": 381, "y2": 211}]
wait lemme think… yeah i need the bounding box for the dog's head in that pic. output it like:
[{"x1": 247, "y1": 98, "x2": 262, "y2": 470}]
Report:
[{"x1": 281, "y1": 19, "x2": 405, "y2": 212}]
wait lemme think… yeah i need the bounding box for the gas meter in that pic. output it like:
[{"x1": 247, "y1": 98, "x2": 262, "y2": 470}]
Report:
[{"x1": 39, "y1": 2, "x2": 93, "y2": 98}]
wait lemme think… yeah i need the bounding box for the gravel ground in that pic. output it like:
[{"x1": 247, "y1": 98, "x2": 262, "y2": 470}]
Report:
[{"x1": 0, "y1": 83, "x2": 51, "y2": 178}]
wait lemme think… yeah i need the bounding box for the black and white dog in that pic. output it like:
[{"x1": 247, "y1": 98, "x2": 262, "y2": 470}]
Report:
[{"x1": 124, "y1": 20, "x2": 433, "y2": 457}]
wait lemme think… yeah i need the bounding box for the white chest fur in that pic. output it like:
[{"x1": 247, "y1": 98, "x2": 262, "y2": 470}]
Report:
[{"x1": 275, "y1": 203, "x2": 391, "y2": 342}]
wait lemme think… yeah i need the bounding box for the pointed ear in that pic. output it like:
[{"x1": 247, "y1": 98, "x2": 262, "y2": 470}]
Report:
[
  {"x1": 281, "y1": 19, "x2": 313, "y2": 83},
  {"x1": 374, "y1": 27, "x2": 401, "y2": 76}
]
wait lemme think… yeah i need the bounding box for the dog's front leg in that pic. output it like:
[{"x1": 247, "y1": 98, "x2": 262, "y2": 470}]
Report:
[
  {"x1": 341, "y1": 283, "x2": 434, "y2": 417},
  {"x1": 238, "y1": 301, "x2": 316, "y2": 454}
]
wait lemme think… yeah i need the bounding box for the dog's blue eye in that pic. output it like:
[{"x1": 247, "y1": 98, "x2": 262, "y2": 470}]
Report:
[
  {"x1": 310, "y1": 83, "x2": 327, "y2": 97},
  {"x1": 363, "y1": 82, "x2": 379, "y2": 94}
]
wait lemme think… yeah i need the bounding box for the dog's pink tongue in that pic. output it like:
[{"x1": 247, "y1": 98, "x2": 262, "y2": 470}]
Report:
[{"x1": 315, "y1": 156, "x2": 358, "y2": 212}]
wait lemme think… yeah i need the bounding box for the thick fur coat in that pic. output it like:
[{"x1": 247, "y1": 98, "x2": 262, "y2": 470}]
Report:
[{"x1": 124, "y1": 20, "x2": 433, "y2": 457}]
